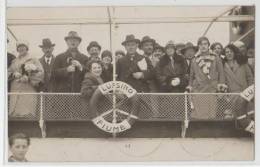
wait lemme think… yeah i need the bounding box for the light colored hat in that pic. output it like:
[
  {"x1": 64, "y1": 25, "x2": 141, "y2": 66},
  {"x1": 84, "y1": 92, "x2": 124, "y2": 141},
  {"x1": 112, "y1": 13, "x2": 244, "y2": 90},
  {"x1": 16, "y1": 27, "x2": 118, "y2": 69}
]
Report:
[
  {"x1": 165, "y1": 40, "x2": 175, "y2": 49},
  {"x1": 16, "y1": 40, "x2": 29, "y2": 49},
  {"x1": 181, "y1": 42, "x2": 197, "y2": 55},
  {"x1": 64, "y1": 31, "x2": 82, "y2": 42},
  {"x1": 233, "y1": 41, "x2": 245, "y2": 48}
]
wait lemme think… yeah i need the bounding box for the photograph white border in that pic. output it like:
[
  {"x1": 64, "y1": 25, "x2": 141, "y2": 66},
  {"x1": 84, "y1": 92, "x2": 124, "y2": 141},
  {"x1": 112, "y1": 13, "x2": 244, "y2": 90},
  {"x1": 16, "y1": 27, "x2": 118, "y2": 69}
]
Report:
[{"x1": 1, "y1": 0, "x2": 259, "y2": 166}]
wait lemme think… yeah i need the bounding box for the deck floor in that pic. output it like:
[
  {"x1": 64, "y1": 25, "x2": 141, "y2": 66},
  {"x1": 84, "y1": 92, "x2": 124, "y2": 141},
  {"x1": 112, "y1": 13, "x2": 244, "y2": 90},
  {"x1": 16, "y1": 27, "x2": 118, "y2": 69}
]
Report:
[{"x1": 7, "y1": 138, "x2": 254, "y2": 162}]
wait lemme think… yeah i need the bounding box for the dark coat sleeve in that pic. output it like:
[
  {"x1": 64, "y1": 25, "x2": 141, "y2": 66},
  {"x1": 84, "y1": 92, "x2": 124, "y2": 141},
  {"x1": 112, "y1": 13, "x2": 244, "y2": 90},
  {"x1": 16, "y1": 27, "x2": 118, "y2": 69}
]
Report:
[
  {"x1": 116, "y1": 59, "x2": 121, "y2": 81},
  {"x1": 52, "y1": 55, "x2": 69, "y2": 79},
  {"x1": 244, "y1": 64, "x2": 254, "y2": 86},
  {"x1": 80, "y1": 55, "x2": 89, "y2": 74},
  {"x1": 142, "y1": 57, "x2": 155, "y2": 80},
  {"x1": 189, "y1": 59, "x2": 195, "y2": 87},
  {"x1": 80, "y1": 76, "x2": 98, "y2": 100},
  {"x1": 216, "y1": 56, "x2": 225, "y2": 84},
  {"x1": 156, "y1": 56, "x2": 188, "y2": 92},
  {"x1": 7, "y1": 53, "x2": 16, "y2": 68},
  {"x1": 178, "y1": 59, "x2": 189, "y2": 88},
  {"x1": 164, "y1": 65, "x2": 188, "y2": 91},
  {"x1": 155, "y1": 64, "x2": 167, "y2": 86}
]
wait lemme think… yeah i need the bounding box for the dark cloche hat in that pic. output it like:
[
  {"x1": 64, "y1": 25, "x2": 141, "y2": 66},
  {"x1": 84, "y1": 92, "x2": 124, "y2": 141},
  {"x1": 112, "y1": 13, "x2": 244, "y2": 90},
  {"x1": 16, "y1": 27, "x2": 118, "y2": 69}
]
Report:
[{"x1": 87, "y1": 41, "x2": 101, "y2": 51}]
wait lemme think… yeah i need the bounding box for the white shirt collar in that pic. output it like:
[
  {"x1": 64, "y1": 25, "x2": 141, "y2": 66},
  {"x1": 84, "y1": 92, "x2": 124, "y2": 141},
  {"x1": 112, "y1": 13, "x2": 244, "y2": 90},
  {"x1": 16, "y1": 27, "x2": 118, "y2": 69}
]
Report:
[{"x1": 45, "y1": 56, "x2": 52, "y2": 63}]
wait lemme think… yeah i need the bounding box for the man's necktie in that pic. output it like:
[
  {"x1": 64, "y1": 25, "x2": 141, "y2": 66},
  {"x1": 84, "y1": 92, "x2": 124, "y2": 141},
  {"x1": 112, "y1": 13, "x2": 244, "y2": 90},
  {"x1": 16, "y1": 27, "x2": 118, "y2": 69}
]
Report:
[{"x1": 46, "y1": 58, "x2": 50, "y2": 65}]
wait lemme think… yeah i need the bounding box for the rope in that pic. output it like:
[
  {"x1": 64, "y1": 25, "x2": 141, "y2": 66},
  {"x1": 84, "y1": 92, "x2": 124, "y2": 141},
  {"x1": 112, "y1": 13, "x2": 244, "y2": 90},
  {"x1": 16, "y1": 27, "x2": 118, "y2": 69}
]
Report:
[
  {"x1": 202, "y1": 6, "x2": 238, "y2": 36},
  {"x1": 234, "y1": 27, "x2": 255, "y2": 42},
  {"x1": 7, "y1": 92, "x2": 241, "y2": 95},
  {"x1": 7, "y1": 26, "x2": 18, "y2": 41}
]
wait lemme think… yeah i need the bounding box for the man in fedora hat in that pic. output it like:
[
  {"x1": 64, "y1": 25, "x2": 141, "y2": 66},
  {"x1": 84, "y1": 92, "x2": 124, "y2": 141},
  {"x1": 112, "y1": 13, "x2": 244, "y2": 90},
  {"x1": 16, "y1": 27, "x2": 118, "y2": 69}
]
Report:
[
  {"x1": 87, "y1": 41, "x2": 102, "y2": 61},
  {"x1": 181, "y1": 42, "x2": 197, "y2": 68},
  {"x1": 139, "y1": 36, "x2": 155, "y2": 58},
  {"x1": 139, "y1": 35, "x2": 158, "y2": 92},
  {"x1": 180, "y1": 42, "x2": 197, "y2": 93},
  {"x1": 116, "y1": 34, "x2": 153, "y2": 92},
  {"x1": 175, "y1": 42, "x2": 185, "y2": 57},
  {"x1": 52, "y1": 31, "x2": 89, "y2": 92},
  {"x1": 38, "y1": 38, "x2": 56, "y2": 92}
]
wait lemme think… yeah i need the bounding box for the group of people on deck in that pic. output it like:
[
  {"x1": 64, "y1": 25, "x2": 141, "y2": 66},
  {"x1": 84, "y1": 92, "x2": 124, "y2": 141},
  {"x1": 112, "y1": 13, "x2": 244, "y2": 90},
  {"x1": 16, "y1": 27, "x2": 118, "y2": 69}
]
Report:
[{"x1": 7, "y1": 31, "x2": 254, "y2": 117}]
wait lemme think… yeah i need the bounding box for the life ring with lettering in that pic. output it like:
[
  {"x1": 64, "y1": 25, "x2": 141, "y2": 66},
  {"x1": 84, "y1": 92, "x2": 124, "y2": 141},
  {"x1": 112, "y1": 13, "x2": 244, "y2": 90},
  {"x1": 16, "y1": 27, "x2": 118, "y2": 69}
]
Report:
[
  {"x1": 234, "y1": 85, "x2": 255, "y2": 134},
  {"x1": 89, "y1": 81, "x2": 139, "y2": 134}
]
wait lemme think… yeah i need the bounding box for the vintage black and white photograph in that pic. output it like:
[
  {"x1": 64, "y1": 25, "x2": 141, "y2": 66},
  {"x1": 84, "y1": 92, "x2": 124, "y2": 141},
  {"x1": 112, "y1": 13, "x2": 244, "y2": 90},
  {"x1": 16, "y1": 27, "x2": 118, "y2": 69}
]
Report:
[{"x1": 5, "y1": 4, "x2": 255, "y2": 163}]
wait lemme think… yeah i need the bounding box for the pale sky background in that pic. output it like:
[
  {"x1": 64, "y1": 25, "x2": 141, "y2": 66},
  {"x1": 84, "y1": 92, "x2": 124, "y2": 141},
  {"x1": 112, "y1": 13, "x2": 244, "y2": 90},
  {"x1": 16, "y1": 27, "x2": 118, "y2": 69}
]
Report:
[{"x1": 7, "y1": 6, "x2": 231, "y2": 58}]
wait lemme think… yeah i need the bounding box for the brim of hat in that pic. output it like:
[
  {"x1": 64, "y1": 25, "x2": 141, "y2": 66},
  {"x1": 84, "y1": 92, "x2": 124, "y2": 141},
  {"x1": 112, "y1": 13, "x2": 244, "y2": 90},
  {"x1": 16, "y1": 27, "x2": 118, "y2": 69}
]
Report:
[
  {"x1": 39, "y1": 44, "x2": 56, "y2": 48},
  {"x1": 16, "y1": 44, "x2": 29, "y2": 48},
  {"x1": 87, "y1": 45, "x2": 101, "y2": 51},
  {"x1": 64, "y1": 36, "x2": 82, "y2": 42},
  {"x1": 154, "y1": 46, "x2": 164, "y2": 51},
  {"x1": 181, "y1": 46, "x2": 197, "y2": 54},
  {"x1": 121, "y1": 39, "x2": 140, "y2": 46},
  {"x1": 139, "y1": 39, "x2": 155, "y2": 48},
  {"x1": 101, "y1": 54, "x2": 112, "y2": 59},
  {"x1": 165, "y1": 44, "x2": 175, "y2": 49}
]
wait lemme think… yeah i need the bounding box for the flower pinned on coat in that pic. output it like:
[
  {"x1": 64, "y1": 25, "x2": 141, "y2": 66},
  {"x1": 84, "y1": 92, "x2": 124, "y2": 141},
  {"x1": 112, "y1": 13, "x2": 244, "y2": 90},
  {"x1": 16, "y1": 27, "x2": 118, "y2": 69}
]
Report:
[
  {"x1": 137, "y1": 58, "x2": 148, "y2": 71},
  {"x1": 195, "y1": 53, "x2": 216, "y2": 79}
]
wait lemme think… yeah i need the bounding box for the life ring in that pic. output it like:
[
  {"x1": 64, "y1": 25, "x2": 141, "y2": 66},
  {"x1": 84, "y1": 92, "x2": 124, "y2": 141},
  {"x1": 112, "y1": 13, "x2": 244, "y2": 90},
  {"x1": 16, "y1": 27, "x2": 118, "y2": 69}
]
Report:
[
  {"x1": 89, "y1": 81, "x2": 139, "y2": 133},
  {"x1": 234, "y1": 85, "x2": 254, "y2": 134}
]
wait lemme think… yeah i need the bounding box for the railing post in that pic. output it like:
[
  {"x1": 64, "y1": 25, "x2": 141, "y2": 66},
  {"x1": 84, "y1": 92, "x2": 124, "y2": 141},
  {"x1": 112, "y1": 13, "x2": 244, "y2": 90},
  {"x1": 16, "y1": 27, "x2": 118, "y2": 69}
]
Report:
[
  {"x1": 39, "y1": 92, "x2": 46, "y2": 138},
  {"x1": 181, "y1": 92, "x2": 189, "y2": 138}
]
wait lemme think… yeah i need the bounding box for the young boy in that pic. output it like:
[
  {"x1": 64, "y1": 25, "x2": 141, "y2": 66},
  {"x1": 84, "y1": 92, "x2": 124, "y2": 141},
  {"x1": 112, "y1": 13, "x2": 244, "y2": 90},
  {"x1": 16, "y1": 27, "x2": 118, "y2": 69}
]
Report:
[{"x1": 9, "y1": 133, "x2": 30, "y2": 162}]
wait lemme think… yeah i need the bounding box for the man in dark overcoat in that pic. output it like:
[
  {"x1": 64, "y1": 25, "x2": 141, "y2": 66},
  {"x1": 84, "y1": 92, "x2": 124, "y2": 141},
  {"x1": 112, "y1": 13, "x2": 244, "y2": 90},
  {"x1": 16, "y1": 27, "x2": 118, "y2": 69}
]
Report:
[
  {"x1": 116, "y1": 34, "x2": 154, "y2": 92},
  {"x1": 139, "y1": 35, "x2": 158, "y2": 92},
  {"x1": 52, "y1": 31, "x2": 89, "y2": 92}
]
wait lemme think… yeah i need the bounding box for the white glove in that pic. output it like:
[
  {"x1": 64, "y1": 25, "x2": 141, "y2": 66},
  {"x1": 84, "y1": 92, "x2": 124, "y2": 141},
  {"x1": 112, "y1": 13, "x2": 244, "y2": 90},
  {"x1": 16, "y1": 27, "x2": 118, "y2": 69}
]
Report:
[
  {"x1": 67, "y1": 65, "x2": 76, "y2": 73},
  {"x1": 171, "y1": 77, "x2": 180, "y2": 86},
  {"x1": 137, "y1": 58, "x2": 147, "y2": 71},
  {"x1": 217, "y1": 84, "x2": 228, "y2": 92},
  {"x1": 132, "y1": 72, "x2": 144, "y2": 79},
  {"x1": 25, "y1": 63, "x2": 37, "y2": 72},
  {"x1": 185, "y1": 86, "x2": 192, "y2": 92},
  {"x1": 71, "y1": 60, "x2": 83, "y2": 71},
  {"x1": 13, "y1": 72, "x2": 22, "y2": 79},
  {"x1": 19, "y1": 75, "x2": 29, "y2": 83}
]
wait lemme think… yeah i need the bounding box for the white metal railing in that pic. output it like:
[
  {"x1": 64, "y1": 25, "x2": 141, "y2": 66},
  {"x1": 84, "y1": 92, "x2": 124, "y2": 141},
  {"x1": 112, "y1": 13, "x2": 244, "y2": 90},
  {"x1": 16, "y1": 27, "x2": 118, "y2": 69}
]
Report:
[{"x1": 8, "y1": 92, "x2": 242, "y2": 138}]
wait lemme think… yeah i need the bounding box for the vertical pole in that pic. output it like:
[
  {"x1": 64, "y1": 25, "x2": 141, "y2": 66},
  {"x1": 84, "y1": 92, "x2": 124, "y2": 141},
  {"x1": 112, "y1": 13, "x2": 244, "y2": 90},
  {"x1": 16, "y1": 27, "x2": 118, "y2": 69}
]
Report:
[
  {"x1": 107, "y1": 6, "x2": 117, "y2": 138},
  {"x1": 39, "y1": 92, "x2": 46, "y2": 138},
  {"x1": 182, "y1": 93, "x2": 189, "y2": 138}
]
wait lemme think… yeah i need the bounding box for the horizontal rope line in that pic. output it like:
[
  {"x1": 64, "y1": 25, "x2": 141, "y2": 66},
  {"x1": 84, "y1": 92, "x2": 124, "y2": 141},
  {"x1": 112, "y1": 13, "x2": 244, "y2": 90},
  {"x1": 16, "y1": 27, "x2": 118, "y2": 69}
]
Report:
[{"x1": 7, "y1": 92, "x2": 241, "y2": 95}]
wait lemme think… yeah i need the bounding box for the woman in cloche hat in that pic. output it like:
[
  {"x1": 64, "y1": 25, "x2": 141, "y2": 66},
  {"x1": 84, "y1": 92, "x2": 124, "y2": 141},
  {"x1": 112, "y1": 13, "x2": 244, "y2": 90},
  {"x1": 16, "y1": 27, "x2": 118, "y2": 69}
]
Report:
[{"x1": 8, "y1": 40, "x2": 44, "y2": 117}]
